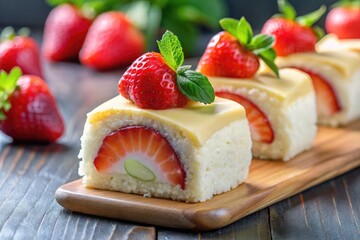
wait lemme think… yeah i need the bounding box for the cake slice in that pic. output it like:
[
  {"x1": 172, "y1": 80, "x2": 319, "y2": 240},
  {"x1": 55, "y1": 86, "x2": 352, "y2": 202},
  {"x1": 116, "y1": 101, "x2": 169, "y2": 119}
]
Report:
[
  {"x1": 209, "y1": 69, "x2": 316, "y2": 161},
  {"x1": 197, "y1": 17, "x2": 317, "y2": 161},
  {"x1": 260, "y1": 1, "x2": 360, "y2": 127},
  {"x1": 79, "y1": 96, "x2": 251, "y2": 202},
  {"x1": 276, "y1": 51, "x2": 360, "y2": 127},
  {"x1": 78, "y1": 31, "x2": 252, "y2": 202}
]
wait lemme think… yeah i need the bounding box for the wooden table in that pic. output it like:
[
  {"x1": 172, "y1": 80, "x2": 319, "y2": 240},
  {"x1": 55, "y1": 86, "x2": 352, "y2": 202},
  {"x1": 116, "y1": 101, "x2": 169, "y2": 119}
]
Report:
[{"x1": 0, "y1": 59, "x2": 359, "y2": 239}]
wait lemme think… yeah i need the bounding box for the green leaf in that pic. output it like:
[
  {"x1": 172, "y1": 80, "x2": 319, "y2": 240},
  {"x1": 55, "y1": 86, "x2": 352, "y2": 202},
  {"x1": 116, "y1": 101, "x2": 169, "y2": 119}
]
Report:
[
  {"x1": 0, "y1": 67, "x2": 22, "y2": 120},
  {"x1": 0, "y1": 27, "x2": 16, "y2": 41},
  {"x1": 236, "y1": 17, "x2": 253, "y2": 45},
  {"x1": 249, "y1": 34, "x2": 275, "y2": 53},
  {"x1": 157, "y1": 30, "x2": 184, "y2": 70},
  {"x1": 177, "y1": 70, "x2": 215, "y2": 104},
  {"x1": 177, "y1": 65, "x2": 191, "y2": 74},
  {"x1": 313, "y1": 26, "x2": 325, "y2": 40},
  {"x1": 219, "y1": 18, "x2": 238, "y2": 39},
  {"x1": 278, "y1": 0, "x2": 296, "y2": 20},
  {"x1": 296, "y1": 5, "x2": 326, "y2": 27},
  {"x1": 258, "y1": 49, "x2": 279, "y2": 78}
]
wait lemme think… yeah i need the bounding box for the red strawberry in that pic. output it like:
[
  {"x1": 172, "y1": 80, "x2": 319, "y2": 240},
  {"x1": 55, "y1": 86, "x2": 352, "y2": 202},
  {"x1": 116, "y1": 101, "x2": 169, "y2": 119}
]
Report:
[
  {"x1": 119, "y1": 52, "x2": 188, "y2": 109},
  {"x1": 294, "y1": 68, "x2": 341, "y2": 116},
  {"x1": 325, "y1": 1, "x2": 360, "y2": 39},
  {"x1": 43, "y1": 4, "x2": 93, "y2": 62},
  {"x1": 0, "y1": 27, "x2": 42, "y2": 77},
  {"x1": 197, "y1": 32, "x2": 260, "y2": 78},
  {"x1": 261, "y1": 18, "x2": 318, "y2": 56},
  {"x1": 80, "y1": 12, "x2": 145, "y2": 71},
  {"x1": 94, "y1": 126, "x2": 186, "y2": 189},
  {"x1": 216, "y1": 91, "x2": 274, "y2": 143},
  {"x1": 197, "y1": 17, "x2": 278, "y2": 79},
  {"x1": 119, "y1": 30, "x2": 214, "y2": 109},
  {"x1": 0, "y1": 68, "x2": 64, "y2": 142},
  {"x1": 261, "y1": 0, "x2": 326, "y2": 56}
]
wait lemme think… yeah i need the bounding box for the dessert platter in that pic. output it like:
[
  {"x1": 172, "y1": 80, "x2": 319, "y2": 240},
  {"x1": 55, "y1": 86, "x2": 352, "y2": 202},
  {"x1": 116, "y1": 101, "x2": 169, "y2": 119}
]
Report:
[{"x1": 56, "y1": 1, "x2": 360, "y2": 231}]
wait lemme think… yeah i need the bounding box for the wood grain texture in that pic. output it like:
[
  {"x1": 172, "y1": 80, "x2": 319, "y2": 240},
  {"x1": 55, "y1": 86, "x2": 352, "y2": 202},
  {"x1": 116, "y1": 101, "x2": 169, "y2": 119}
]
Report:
[
  {"x1": 0, "y1": 45, "x2": 359, "y2": 238},
  {"x1": 55, "y1": 120, "x2": 360, "y2": 231}
]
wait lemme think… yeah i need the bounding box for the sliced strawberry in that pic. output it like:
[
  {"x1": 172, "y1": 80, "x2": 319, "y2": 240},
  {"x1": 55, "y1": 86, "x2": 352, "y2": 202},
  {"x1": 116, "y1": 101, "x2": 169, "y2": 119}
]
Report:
[
  {"x1": 94, "y1": 126, "x2": 186, "y2": 189},
  {"x1": 293, "y1": 68, "x2": 341, "y2": 116},
  {"x1": 216, "y1": 91, "x2": 274, "y2": 143}
]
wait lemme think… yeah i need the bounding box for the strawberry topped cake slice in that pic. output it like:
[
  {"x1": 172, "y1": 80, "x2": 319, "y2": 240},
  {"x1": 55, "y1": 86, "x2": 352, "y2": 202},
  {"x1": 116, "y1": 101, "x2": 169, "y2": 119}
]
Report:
[
  {"x1": 263, "y1": 0, "x2": 360, "y2": 127},
  {"x1": 197, "y1": 17, "x2": 317, "y2": 161},
  {"x1": 79, "y1": 31, "x2": 252, "y2": 202}
]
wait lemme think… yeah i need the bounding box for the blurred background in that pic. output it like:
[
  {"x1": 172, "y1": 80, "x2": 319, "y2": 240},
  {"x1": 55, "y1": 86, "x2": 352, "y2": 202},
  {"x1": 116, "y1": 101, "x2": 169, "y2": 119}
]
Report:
[{"x1": 0, "y1": 0, "x2": 338, "y2": 56}]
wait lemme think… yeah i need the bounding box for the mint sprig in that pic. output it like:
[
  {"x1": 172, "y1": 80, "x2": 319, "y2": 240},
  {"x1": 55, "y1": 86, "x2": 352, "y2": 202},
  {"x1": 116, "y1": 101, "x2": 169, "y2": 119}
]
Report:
[
  {"x1": 0, "y1": 27, "x2": 30, "y2": 43},
  {"x1": 220, "y1": 17, "x2": 279, "y2": 77},
  {"x1": 277, "y1": 0, "x2": 326, "y2": 28},
  {"x1": 157, "y1": 30, "x2": 215, "y2": 104},
  {"x1": 0, "y1": 67, "x2": 22, "y2": 120}
]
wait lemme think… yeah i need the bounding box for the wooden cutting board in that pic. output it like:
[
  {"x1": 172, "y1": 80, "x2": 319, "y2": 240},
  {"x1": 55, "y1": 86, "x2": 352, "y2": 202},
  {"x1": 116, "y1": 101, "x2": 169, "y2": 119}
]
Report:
[{"x1": 56, "y1": 120, "x2": 360, "y2": 231}]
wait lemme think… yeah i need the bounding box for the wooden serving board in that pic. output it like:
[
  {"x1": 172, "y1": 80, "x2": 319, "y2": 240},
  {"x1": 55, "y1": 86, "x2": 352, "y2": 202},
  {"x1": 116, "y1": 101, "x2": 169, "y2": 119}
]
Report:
[{"x1": 56, "y1": 120, "x2": 360, "y2": 231}]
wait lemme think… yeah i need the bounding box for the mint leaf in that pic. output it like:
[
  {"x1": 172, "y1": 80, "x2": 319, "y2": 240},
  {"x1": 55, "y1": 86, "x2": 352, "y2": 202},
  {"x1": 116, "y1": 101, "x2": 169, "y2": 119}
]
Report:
[
  {"x1": 236, "y1": 17, "x2": 253, "y2": 45},
  {"x1": 177, "y1": 70, "x2": 215, "y2": 104},
  {"x1": 157, "y1": 30, "x2": 184, "y2": 71},
  {"x1": 259, "y1": 49, "x2": 279, "y2": 78},
  {"x1": 278, "y1": 0, "x2": 296, "y2": 20},
  {"x1": 219, "y1": 18, "x2": 238, "y2": 38},
  {"x1": 177, "y1": 65, "x2": 191, "y2": 74},
  {"x1": 249, "y1": 34, "x2": 274, "y2": 53},
  {"x1": 296, "y1": 5, "x2": 326, "y2": 27}
]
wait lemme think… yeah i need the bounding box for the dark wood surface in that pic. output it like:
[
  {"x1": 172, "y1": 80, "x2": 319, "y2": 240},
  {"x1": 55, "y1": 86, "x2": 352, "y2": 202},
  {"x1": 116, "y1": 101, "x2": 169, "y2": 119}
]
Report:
[{"x1": 0, "y1": 59, "x2": 359, "y2": 239}]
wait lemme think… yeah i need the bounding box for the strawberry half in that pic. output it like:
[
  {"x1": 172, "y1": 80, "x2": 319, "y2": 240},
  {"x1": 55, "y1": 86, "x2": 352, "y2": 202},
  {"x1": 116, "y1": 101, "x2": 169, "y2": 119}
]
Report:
[
  {"x1": 43, "y1": 4, "x2": 93, "y2": 62},
  {"x1": 294, "y1": 68, "x2": 341, "y2": 116},
  {"x1": 119, "y1": 30, "x2": 215, "y2": 109},
  {"x1": 0, "y1": 68, "x2": 64, "y2": 142},
  {"x1": 0, "y1": 27, "x2": 42, "y2": 77},
  {"x1": 80, "y1": 12, "x2": 145, "y2": 71},
  {"x1": 94, "y1": 126, "x2": 186, "y2": 189},
  {"x1": 261, "y1": 0, "x2": 326, "y2": 56},
  {"x1": 326, "y1": 0, "x2": 360, "y2": 39},
  {"x1": 197, "y1": 17, "x2": 279, "y2": 79},
  {"x1": 216, "y1": 91, "x2": 274, "y2": 143}
]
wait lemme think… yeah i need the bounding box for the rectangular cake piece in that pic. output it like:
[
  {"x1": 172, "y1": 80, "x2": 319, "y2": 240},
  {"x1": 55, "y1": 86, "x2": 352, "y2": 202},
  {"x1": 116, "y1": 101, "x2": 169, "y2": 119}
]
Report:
[
  {"x1": 79, "y1": 96, "x2": 252, "y2": 202},
  {"x1": 276, "y1": 50, "x2": 360, "y2": 127},
  {"x1": 209, "y1": 68, "x2": 317, "y2": 161}
]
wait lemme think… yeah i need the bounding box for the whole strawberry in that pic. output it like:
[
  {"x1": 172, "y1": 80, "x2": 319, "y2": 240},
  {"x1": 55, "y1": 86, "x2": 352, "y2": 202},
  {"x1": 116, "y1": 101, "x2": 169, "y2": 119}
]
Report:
[
  {"x1": 326, "y1": 0, "x2": 360, "y2": 39},
  {"x1": 197, "y1": 17, "x2": 278, "y2": 78},
  {"x1": 80, "y1": 12, "x2": 145, "y2": 71},
  {"x1": 0, "y1": 68, "x2": 64, "y2": 142},
  {"x1": 119, "y1": 31, "x2": 214, "y2": 109},
  {"x1": 261, "y1": 0, "x2": 326, "y2": 56},
  {"x1": 43, "y1": 3, "x2": 93, "y2": 62},
  {"x1": 0, "y1": 27, "x2": 42, "y2": 77}
]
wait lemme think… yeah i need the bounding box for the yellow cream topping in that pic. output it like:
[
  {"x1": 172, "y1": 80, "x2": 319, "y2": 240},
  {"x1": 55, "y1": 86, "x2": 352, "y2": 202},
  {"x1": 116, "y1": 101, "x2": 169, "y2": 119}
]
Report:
[
  {"x1": 317, "y1": 34, "x2": 360, "y2": 54},
  {"x1": 276, "y1": 50, "x2": 360, "y2": 79},
  {"x1": 209, "y1": 68, "x2": 313, "y2": 103},
  {"x1": 88, "y1": 96, "x2": 246, "y2": 147}
]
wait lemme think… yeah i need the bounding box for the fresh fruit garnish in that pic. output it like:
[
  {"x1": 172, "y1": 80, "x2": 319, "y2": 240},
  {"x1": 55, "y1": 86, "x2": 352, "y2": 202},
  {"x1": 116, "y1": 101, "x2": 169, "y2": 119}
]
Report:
[
  {"x1": 0, "y1": 67, "x2": 64, "y2": 142},
  {"x1": 94, "y1": 126, "x2": 186, "y2": 189},
  {"x1": 294, "y1": 68, "x2": 341, "y2": 116},
  {"x1": 119, "y1": 30, "x2": 215, "y2": 109},
  {"x1": 43, "y1": 3, "x2": 93, "y2": 61},
  {"x1": 80, "y1": 11, "x2": 145, "y2": 70},
  {"x1": 261, "y1": 0, "x2": 326, "y2": 56},
  {"x1": 325, "y1": 0, "x2": 360, "y2": 39},
  {"x1": 0, "y1": 27, "x2": 42, "y2": 77},
  {"x1": 216, "y1": 91, "x2": 274, "y2": 143},
  {"x1": 197, "y1": 17, "x2": 278, "y2": 78}
]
